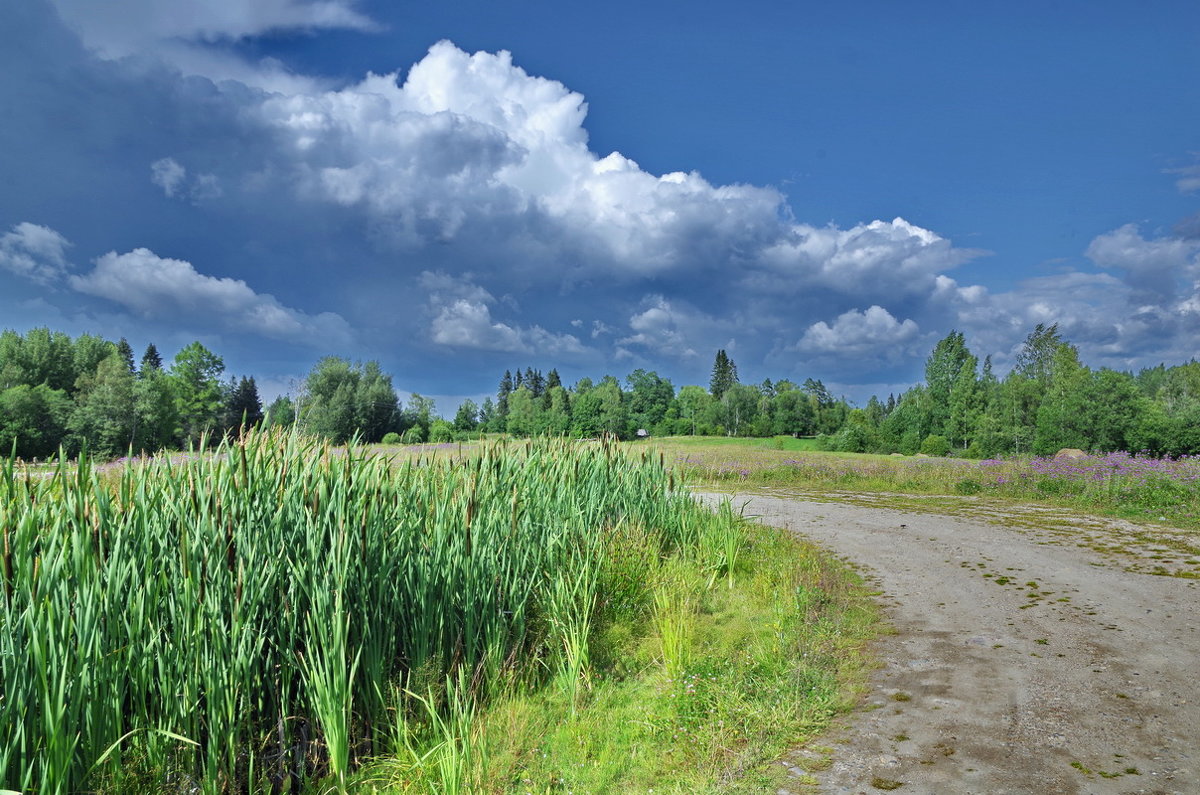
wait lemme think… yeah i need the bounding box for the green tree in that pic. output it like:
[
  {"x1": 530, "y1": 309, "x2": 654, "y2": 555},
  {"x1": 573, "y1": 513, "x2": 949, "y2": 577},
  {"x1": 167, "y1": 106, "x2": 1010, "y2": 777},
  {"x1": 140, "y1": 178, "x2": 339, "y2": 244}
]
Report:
[
  {"x1": 925, "y1": 330, "x2": 973, "y2": 437},
  {"x1": 1032, "y1": 344, "x2": 1088, "y2": 455},
  {"x1": 139, "y1": 343, "x2": 163, "y2": 375},
  {"x1": 0, "y1": 384, "x2": 71, "y2": 459},
  {"x1": 772, "y1": 387, "x2": 816, "y2": 436},
  {"x1": 594, "y1": 377, "x2": 628, "y2": 437},
  {"x1": 223, "y1": 376, "x2": 264, "y2": 434},
  {"x1": 675, "y1": 385, "x2": 714, "y2": 435},
  {"x1": 626, "y1": 369, "x2": 674, "y2": 433},
  {"x1": 69, "y1": 353, "x2": 137, "y2": 457},
  {"x1": 72, "y1": 334, "x2": 117, "y2": 392},
  {"x1": 946, "y1": 353, "x2": 980, "y2": 449},
  {"x1": 570, "y1": 387, "x2": 603, "y2": 437},
  {"x1": 115, "y1": 338, "x2": 136, "y2": 374},
  {"x1": 264, "y1": 395, "x2": 296, "y2": 429},
  {"x1": 506, "y1": 386, "x2": 538, "y2": 436},
  {"x1": 453, "y1": 399, "x2": 480, "y2": 433},
  {"x1": 720, "y1": 383, "x2": 760, "y2": 437},
  {"x1": 133, "y1": 368, "x2": 179, "y2": 452},
  {"x1": 709, "y1": 349, "x2": 738, "y2": 400},
  {"x1": 542, "y1": 385, "x2": 571, "y2": 434},
  {"x1": 169, "y1": 342, "x2": 225, "y2": 446},
  {"x1": 479, "y1": 397, "x2": 499, "y2": 432},
  {"x1": 355, "y1": 361, "x2": 400, "y2": 442},
  {"x1": 1015, "y1": 323, "x2": 1065, "y2": 384},
  {"x1": 404, "y1": 393, "x2": 438, "y2": 440}
]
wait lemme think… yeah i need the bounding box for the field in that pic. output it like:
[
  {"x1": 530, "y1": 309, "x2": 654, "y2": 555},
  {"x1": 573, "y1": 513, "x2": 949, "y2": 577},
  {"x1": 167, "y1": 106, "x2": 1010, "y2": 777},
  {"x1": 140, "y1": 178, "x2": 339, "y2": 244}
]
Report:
[
  {"x1": 0, "y1": 433, "x2": 875, "y2": 794},
  {"x1": 650, "y1": 436, "x2": 1200, "y2": 530}
]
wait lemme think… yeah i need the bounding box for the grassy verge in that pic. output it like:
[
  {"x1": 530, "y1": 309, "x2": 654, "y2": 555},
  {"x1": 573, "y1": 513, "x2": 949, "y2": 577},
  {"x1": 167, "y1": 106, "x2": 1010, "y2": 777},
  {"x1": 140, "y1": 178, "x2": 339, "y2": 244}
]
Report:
[{"x1": 358, "y1": 511, "x2": 878, "y2": 794}]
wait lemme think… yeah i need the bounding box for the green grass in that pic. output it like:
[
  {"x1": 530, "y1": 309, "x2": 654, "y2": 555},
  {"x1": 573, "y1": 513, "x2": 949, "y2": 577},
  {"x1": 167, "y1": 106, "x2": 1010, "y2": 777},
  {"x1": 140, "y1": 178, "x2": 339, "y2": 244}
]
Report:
[
  {"x1": 360, "y1": 518, "x2": 877, "y2": 793},
  {"x1": 651, "y1": 436, "x2": 1200, "y2": 532},
  {"x1": 650, "y1": 434, "x2": 824, "y2": 453},
  {"x1": 1, "y1": 432, "x2": 878, "y2": 793}
]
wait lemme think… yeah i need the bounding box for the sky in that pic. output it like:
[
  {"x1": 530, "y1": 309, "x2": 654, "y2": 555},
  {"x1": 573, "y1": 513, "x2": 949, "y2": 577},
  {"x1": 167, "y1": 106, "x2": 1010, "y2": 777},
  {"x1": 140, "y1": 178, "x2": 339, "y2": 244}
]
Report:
[{"x1": 1, "y1": 0, "x2": 1199, "y2": 412}]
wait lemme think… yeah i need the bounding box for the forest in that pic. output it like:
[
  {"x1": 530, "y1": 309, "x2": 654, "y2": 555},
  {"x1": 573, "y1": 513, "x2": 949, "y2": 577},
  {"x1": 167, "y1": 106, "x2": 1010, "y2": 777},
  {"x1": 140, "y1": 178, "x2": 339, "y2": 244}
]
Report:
[{"x1": 3, "y1": 323, "x2": 1200, "y2": 460}]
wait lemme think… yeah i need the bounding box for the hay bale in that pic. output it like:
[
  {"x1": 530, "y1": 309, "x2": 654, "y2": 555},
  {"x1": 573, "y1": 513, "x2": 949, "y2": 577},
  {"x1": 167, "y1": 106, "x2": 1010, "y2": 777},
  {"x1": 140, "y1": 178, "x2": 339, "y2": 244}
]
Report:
[{"x1": 1053, "y1": 448, "x2": 1087, "y2": 460}]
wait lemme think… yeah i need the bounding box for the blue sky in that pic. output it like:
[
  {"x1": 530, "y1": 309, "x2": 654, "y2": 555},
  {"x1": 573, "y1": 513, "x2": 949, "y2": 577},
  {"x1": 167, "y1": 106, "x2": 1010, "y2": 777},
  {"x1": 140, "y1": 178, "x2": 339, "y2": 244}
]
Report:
[{"x1": 2, "y1": 0, "x2": 1198, "y2": 411}]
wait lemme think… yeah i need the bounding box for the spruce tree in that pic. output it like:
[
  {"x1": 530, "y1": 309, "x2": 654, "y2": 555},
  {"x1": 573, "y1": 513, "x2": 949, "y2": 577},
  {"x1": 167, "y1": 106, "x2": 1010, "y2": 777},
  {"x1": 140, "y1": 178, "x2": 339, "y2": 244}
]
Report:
[
  {"x1": 498, "y1": 370, "x2": 513, "y2": 418},
  {"x1": 139, "y1": 343, "x2": 163, "y2": 376},
  {"x1": 709, "y1": 349, "x2": 738, "y2": 399},
  {"x1": 116, "y1": 338, "x2": 136, "y2": 374}
]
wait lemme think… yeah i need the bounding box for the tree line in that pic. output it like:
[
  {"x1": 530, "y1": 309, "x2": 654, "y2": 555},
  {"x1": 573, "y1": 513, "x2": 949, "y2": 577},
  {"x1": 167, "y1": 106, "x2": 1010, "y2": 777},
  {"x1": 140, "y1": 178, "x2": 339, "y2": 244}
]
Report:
[
  {"x1": 830, "y1": 324, "x2": 1200, "y2": 458},
  {"x1": 6, "y1": 324, "x2": 1200, "y2": 460},
  {"x1": 0, "y1": 329, "x2": 265, "y2": 459}
]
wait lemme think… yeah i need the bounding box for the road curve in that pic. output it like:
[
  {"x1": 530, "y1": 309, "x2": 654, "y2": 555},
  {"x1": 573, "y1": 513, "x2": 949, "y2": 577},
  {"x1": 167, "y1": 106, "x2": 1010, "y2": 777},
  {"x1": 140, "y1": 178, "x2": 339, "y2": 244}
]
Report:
[{"x1": 700, "y1": 492, "x2": 1199, "y2": 795}]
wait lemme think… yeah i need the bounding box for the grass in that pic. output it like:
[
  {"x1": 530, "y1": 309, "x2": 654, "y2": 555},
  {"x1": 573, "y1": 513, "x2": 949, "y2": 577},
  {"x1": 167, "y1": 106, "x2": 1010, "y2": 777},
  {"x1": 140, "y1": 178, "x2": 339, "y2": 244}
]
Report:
[
  {"x1": 360, "y1": 518, "x2": 877, "y2": 793},
  {"x1": 1, "y1": 432, "x2": 878, "y2": 793},
  {"x1": 652, "y1": 436, "x2": 1200, "y2": 532}
]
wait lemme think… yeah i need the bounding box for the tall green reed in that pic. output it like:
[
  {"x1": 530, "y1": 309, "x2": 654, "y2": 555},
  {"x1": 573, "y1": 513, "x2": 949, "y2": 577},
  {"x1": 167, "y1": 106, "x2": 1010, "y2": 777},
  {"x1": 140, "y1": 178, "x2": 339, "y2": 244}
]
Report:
[{"x1": 1, "y1": 432, "x2": 726, "y2": 792}]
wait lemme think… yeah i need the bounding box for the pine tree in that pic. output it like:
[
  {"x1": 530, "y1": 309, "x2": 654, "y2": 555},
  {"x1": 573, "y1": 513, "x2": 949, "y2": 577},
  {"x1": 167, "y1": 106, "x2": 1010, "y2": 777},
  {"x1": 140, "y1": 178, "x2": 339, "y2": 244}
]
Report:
[
  {"x1": 116, "y1": 338, "x2": 136, "y2": 374},
  {"x1": 498, "y1": 370, "x2": 513, "y2": 418},
  {"x1": 224, "y1": 376, "x2": 264, "y2": 433},
  {"x1": 709, "y1": 350, "x2": 738, "y2": 399},
  {"x1": 139, "y1": 343, "x2": 163, "y2": 376},
  {"x1": 528, "y1": 368, "x2": 545, "y2": 397}
]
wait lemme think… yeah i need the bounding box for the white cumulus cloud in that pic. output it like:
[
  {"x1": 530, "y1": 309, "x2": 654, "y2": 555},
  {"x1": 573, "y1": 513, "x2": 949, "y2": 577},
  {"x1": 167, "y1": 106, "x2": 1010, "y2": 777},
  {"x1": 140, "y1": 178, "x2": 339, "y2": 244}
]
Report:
[
  {"x1": 759, "y1": 218, "x2": 982, "y2": 299},
  {"x1": 423, "y1": 270, "x2": 584, "y2": 355},
  {"x1": 252, "y1": 42, "x2": 796, "y2": 273},
  {"x1": 68, "y1": 247, "x2": 352, "y2": 347},
  {"x1": 0, "y1": 222, "x2": 71, "y2": 285},
  {"x1": 796, "y1": 305, "x2": 920, "y2": 356}
]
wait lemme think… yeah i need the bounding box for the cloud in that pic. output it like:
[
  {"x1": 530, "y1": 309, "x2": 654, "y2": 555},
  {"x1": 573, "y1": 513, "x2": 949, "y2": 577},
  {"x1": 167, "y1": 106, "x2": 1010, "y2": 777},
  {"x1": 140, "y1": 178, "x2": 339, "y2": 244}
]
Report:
[
  {"x1": 616, "y1": 296, "x2": 733, "y2": 360},
  {"x1": 422, "y1": 270, "x2": 585, "y2": 355},
  {"x1": 49, "y1": 0, "x2": 376, "y2": 57},
  {"x1": 1167, "y1": 153, "x2": 1200, "y2": 194},
  {"x1": 45, "y1": 0, "x2": 377, "y2": 92},
  {"x1": 250, "y1": 42, "x2": 802, "y2": 274},
  {"x1": 150, "y1": 157, "x2": 186, "y2": 197},
  {"x1": 796, "y1": 305, "x2": 920, "y2": 356},
  {"x1": 0, "y1": 222, "x2": 71, "y2": 285},
  {"x1": 1085, "y1": 223, "x2": 1200, "y2": 304},
  {"x1": 150, "y1": 157, "x2": 223, "y2": 201},
  {"x1": 68, "y1": 247, "x2": 352, "y2": 346},
  {"x1": 757, "y1": 218, "x2": 983, "y2": 299}
]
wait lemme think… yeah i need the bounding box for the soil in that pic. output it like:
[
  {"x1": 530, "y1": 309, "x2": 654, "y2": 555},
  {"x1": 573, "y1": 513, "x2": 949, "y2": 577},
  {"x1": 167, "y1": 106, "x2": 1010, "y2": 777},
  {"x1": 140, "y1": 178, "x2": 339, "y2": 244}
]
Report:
[{"x1": 700, "y1": 492, "x2": 1200, "y2": 795}]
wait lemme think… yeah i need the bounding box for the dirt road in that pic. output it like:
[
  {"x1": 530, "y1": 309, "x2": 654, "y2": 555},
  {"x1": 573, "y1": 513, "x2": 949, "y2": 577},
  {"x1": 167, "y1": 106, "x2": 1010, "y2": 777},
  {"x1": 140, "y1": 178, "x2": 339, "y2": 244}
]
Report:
[{"x1": 703, "y1": 492, "x2": 1199, "y2": 795}]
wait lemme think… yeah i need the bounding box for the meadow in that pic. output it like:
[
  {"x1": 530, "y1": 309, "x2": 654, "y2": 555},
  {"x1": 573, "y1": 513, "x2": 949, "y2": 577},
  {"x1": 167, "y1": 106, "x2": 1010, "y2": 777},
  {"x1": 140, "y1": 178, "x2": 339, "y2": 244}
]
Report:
[
  {"x1": 0, "y1": 433, "x2": 875, "y2": 794},
  {"x1": 653, "y1": 436, "x2": 1200, "y2": 530}
]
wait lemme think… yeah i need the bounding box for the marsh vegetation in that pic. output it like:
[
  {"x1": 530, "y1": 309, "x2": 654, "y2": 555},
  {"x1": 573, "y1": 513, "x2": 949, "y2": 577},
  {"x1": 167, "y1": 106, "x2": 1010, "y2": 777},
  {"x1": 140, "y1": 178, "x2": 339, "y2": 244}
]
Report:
[{"x1": 0, "y1": 433, "x2": 875, "y2": 793}]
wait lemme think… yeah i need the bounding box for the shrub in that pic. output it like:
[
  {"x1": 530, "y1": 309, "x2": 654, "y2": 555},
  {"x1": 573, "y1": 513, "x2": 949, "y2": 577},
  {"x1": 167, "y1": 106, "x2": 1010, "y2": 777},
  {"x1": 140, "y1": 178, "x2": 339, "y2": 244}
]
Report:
[
  {"x1": 919, "y1": 434, "x2": 951, "y2": 457},
  {"x1": 401, "y1": 426, "x2": 425, "y2": 444},
  {"x1": 429, "y1": 420, "x2": 454, "y2": 443},
  {"x1": 381, "y1": 431, "x2": 402, "y2": 445}
]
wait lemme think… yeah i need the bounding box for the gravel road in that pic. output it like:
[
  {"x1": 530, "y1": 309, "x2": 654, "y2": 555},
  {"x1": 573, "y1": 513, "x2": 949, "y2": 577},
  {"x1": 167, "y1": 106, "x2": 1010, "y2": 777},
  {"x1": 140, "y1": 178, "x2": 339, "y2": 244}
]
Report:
[{"x1": 700, "y1": 492, "x2": 1199, "y2": 795}]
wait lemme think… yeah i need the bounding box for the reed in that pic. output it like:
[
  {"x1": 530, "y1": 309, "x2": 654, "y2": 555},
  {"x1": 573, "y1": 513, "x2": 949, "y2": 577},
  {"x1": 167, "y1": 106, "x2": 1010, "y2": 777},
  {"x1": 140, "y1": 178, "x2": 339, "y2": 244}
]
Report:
[{"x1": 0, "y1": 431, "x2": 729, "y2": 793}]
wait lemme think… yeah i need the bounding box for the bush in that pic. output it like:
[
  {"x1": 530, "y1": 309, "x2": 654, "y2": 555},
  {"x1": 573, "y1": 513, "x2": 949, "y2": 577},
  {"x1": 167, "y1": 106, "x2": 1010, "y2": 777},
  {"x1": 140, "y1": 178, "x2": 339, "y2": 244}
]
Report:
[
  {"x1": 401, "y1": 426, "x2": 425, "y2": 444},
  {"x1": 429, "y1": 420, "x2": 454, "y2": 443},
  {"x1": 919, "y1": 434, "x2": 951, "y2": 457},
  {"x1": 381, "y1": 431, "x2": 402, "y2": 445},
  {"x1": 962, "y1": 442, "x2": 985, "y2": 460}
]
